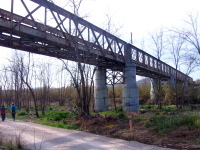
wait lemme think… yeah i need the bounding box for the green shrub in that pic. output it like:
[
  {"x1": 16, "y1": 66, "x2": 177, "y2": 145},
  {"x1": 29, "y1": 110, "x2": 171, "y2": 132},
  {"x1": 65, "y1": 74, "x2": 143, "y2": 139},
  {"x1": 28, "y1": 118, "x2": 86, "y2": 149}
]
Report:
[
  {"x1": 162, "y1": 111, "x2": 169, "y2": 115},
  {"x1": 193, "y1": 139, "x2": 200, "y2": 143},
  {"x1": 140, "y1": 110, "x2": 147, "y2": 114},
  {"x1": 64, "y1": 124, "x2": 79, "y2": 130},
  {"x1": 117, "y1": 113, "x2": 128, "y2": 120},
  {"x1": 116, "y1": 106, "x2": 122, "y2": 112},
  {"x1": 140, "y1": 105, "x2": 154, "y2": 110},
  {"x1": 17, "y1": 111, "x2": 28, "y2": 116},
  {"x1": 47, "y1": 105, "x2": 59, "y2": 111},
  {"x1": 190, "y1": 105, "x2": 197, "y2": 110},
  {"x1": 99, "y1": 110, "x2": 118, "y2": 116},
  {"x1": 46, "y1": 111, "x2": 71, "y2": 121},
  {"x1": 180, "y1": 113, "x2": 200, "y2": 129},
  {"x1": 30, "y1": 105, "x2": 34, "y2": 110},
  {"x1": 60, "y1": 119, "x2": 67, "y2": 124},
  {"x1": 154, "y1": 112, "x2": 160, "y2": 115},
  {"x1": 43, "y1": 121, "x2": 79, "y2": 130},
  {"x1": 145, "y1": 112, "x2": 200, "y2": 133}
]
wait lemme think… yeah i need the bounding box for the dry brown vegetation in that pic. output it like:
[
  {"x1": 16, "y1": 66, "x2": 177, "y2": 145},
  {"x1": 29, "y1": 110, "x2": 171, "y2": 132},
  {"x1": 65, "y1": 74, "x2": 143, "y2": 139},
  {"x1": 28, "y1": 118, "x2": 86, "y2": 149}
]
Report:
[{"x1": 76, "y1": 110, "x2": 200, "y2": 150}]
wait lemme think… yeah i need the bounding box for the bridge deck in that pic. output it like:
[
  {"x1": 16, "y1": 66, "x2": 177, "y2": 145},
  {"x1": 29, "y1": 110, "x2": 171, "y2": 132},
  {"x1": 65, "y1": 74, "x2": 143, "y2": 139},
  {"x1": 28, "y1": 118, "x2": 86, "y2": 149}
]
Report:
[{"x1": 0, "y1": 0, "x2": 193, "y2": 84}]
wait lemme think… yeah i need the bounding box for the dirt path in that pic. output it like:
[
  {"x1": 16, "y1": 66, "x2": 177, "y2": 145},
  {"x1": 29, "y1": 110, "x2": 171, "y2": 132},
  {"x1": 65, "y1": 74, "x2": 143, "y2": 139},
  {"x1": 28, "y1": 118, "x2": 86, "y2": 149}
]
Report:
[{"x1": 0, "y1": 119, "x2": 175, "y2": 150}]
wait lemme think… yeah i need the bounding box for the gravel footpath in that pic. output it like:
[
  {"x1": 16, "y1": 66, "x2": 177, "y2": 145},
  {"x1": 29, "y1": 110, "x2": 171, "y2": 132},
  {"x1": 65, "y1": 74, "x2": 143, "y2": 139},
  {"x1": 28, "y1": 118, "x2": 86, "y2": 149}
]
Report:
[{"x1": 0, "y1": 119, "x2": 176, "y2": 150}]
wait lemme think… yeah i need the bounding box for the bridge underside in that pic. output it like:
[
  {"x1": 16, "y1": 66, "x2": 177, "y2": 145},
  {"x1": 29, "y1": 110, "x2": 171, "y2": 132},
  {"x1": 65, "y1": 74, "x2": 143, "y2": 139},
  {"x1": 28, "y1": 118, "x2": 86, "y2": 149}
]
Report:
[
  {"x1": 0, "y1": 3, "x2": 192, "y2": 84},
  {"x1": 0, "y1": 24, "x2": 169, "y2": 81},
  {"x1": 0, "y1": 25, "x2": 122, "y2": 68},
  {"x1": 0, "y1": 34, "x2": 169, "y2": 81}
]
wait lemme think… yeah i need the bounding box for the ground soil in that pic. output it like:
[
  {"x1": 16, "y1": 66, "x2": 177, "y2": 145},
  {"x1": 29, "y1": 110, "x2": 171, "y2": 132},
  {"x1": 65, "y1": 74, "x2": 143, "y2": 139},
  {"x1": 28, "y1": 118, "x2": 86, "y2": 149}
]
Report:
[{"x1": 75, "y1": 111, "x2": 200, "y2": 150}]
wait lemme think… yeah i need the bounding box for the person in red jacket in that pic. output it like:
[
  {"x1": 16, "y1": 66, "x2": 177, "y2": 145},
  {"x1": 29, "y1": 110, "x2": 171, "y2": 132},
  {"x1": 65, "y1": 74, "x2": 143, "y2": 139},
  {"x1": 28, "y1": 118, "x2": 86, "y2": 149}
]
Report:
[{"x1": 0, "y1": 105, "x2": 6, "y2": 121}]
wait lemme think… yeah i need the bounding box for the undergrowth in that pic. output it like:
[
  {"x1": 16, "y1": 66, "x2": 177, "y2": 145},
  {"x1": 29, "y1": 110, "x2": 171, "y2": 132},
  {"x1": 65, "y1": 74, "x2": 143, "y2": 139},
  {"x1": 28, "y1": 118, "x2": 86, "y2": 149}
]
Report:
[
  {"x1": 99, "y1": 106, "x2": 128, "y2": 120},
  {"x1": 145, "y1": 112, "x2": 200, "y2": 133},
  {"x1": 33, "y1": 106, "x2": 81, "y2": 130}
]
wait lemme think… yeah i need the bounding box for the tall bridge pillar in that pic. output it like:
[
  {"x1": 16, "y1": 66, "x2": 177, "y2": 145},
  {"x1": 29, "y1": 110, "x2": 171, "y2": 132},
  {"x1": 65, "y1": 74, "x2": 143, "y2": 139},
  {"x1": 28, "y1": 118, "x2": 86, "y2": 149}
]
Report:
[
  {"x1": 94, "y1": 67, "x2": 108, "y2": 111},
  {"x1": 168, "y1": 76, "x2": 175, "y2": 91},
  {"x1": 184, "y1": 81, "x2": 188, "y2": 93},
  {"x1": 122, "y1": 44, "x2": 139, "y2": 112},
  {"x1": 150, "y1": 79, "x2": 159, "y2": 102}
]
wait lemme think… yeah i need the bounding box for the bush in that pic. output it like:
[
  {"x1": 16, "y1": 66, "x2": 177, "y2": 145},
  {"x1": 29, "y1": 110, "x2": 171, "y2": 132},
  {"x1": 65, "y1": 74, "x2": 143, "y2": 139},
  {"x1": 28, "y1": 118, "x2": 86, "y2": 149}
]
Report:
[
  {"x1": 190, "y1": 105, "x2": 197, "y2": 110},
  {"x1": 48, "y1": 105, "x2": 59, "y2": 111},
  {"x1": 99, "y1": 110, "x2": 118, "y2": 116},
  {"x1": 145, "y1": 112, "x2": 200, "y2": 133},
  {"x1": 161, "y1": 105, "x2": 176, "y2": 112},
  {"x1": 154, "y1": 112, "x2": 160, "y2": 115},
  {"x1": 140, "y1": 105, "x2": 154, "y2": 110},
  {"x1": 46, "y1": 111, "x2": 71, "y2": 121},
  {"x1": 17, "y1": 111, "x2": 28, "y2": 116},
  {"x1": 30, "y1": 105, "x2": 34, "y2": 110},
  {"x1": 43, "y1": 120, "x2": 79, "y2": 130},
  {"x1": 116, "y1": 106, "x2": 122, "y2": 112},
  {"x1": 117, "y1": 113, "x2": 128, "y2": 120}
]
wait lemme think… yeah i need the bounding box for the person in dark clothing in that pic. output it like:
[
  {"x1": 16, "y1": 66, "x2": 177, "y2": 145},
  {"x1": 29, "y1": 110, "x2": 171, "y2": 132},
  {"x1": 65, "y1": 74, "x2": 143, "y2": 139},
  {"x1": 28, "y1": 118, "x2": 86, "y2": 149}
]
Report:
[
  {"x1": 0, "y1": 105, "x2": 7, "y2": 121},
  {"x1": 10, "y1": 103, "x2": 18, "y2": 121}
]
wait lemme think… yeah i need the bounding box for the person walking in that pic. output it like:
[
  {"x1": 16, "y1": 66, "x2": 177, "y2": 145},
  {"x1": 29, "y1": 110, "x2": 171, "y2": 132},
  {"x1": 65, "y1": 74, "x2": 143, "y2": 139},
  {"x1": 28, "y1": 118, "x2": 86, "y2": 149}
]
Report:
[
  {"x1": 0, "y1": 105, "x2": 7, "y2": 121},
  {"x1": 10, "y1": 103, "x2": 18, "y2": 121}
]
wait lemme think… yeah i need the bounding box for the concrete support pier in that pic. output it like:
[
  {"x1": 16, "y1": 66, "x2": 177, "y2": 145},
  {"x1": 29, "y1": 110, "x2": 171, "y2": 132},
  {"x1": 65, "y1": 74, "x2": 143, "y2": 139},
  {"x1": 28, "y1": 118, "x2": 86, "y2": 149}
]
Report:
[
  {"x1": 122, "y1": 64, "x2": 139, "y2": 112},
  {"x1": 94, "y1": 67, "x2": 108, "y2": 111},
  {"x1": 150, "y1": 79, "x2": 159, "y2": 101},
  {"x1": 168, "y1": 76, "x2": 175, "y2": 91},
  {"x1": 184, "y1": 81, "x2": 188, "y2": 93}
]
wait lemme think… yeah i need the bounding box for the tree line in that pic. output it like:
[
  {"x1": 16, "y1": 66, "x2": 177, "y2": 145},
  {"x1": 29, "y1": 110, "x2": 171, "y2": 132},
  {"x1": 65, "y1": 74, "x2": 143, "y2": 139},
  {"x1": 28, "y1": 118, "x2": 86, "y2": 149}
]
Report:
[{"x1": 0, "y1": 0, "x2": 199, "y2": 118}]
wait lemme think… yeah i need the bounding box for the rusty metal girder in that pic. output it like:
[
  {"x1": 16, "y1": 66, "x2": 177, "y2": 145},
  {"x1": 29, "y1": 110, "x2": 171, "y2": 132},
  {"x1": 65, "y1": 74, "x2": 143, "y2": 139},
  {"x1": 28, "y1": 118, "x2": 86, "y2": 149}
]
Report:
[
  {"x1": 130, "y1": 45, "x2": 193, "y2": 84},
  {"x1": 0, "y1": 0, "x2": 193, "y2": 84},
  {"x1": 106, "y1": 70, "x2": 123, "y2": 85}
]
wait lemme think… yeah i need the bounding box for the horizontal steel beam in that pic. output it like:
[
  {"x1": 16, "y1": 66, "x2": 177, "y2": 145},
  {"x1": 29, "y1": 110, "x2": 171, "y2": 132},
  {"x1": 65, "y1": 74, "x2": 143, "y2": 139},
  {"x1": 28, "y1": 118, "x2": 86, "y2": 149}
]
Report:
[{"x1": 0, "y1": 0, "x2": 194, "y2": 84}]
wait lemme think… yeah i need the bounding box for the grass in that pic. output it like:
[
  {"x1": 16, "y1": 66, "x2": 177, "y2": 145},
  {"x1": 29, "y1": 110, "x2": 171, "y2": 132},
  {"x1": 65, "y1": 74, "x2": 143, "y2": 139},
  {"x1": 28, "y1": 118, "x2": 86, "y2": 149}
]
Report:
[
  {"x1": 42, "y1": 121, "x2": 80, "y2": 130},
  {"x1": 140, "y1": 105, "x2": 176, "y2": 112},
  {"x1": 0, "y1": 128, "x2": 26, "y2": 150},
  {"x1": 99, "y1": 110, "x2": 119, "y2": 116},
  {"x1": 98, "y1": 107, "x2": 128, "y2": 120},
  {"x1": 33, "y1": 107, "x2": 81, "y2": 130},
  {"x1": 4, "y1": 104, "x2": 200, "y2": 149},
  {"x1": 193, "y1": 139, "x2": 200, "y2": 143},
  {"x1": 145, "y1": 112, "x2": 200, "y2": 133}
]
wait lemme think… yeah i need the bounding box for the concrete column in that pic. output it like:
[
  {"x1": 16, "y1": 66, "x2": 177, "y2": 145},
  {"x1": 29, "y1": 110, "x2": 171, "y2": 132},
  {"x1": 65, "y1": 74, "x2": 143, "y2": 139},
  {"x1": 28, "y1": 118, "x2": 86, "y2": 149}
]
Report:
[
  {"x1": 94, "y1": 67, "x2": 108, "y2": 111},
  {"x1": 168, "y1": 76, "x2": 175, "y2": 91},
  {"x1": 184, "y1": 81, "x2": 188, "y2": 94},
  {"x1": 150, "y1": 79, "x2": 159, "y2": 101},
  {"x1": 122, "y1": 64, "x2": 139, "y2": 112}
]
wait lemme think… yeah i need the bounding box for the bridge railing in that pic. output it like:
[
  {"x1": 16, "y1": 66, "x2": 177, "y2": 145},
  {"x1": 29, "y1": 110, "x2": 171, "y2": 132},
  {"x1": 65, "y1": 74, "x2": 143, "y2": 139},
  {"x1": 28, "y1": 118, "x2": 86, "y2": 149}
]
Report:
[{"x1": 130, "y1": 45, "x2": 193, "y2": 84}]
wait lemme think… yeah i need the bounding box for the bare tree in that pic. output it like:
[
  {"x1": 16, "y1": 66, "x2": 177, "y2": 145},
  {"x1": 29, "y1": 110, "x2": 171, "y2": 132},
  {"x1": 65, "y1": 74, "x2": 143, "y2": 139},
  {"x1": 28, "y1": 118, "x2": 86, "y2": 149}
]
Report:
[
  {"x1": 36, "y1": 62, "x2": 53, "y2": 114},
  {"x1": 167, "y1": 32, "x2": 185, "y2": 107},
  {"x1": 55, "y1": 67, "x2": 69, "y2": 106},
  {"x1": 66, "y1": 0, "x2": 85, "y2": 17},
  {"x1": 150, "y1": 28, "x2": 166, "y2": 60},
  {"x1": 149, "y1": 28, "x2": 166, "y2": 109},
  {"x1": 103, "y1": 12, "x2": 123, "y2": 37},
  {"x1": 51, "y1": 0, "x2": 96, "y2": 116},
  {"x1": 169, "y1": 13, "x2": 200, "y2": 104},
  {"x1": 173, "y1": 13, "x2": 200, "y2": 69},
  {"x1": 59, "y1": 59, "x2": 95, "y2": 116},
  {"x1": 0, "y1": 67, "x2": 14, "y2": 105},
  {"x1": 184, "y1": 13, "x2": 200, "y2": 55},
  {"x1": 7, "y1": 52, "x2": 39, "y2": 118}
]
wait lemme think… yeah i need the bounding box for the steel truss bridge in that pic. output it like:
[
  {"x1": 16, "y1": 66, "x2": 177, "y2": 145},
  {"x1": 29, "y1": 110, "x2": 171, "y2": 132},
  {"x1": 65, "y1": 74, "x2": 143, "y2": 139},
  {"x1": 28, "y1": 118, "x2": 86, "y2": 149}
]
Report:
[{"x1": 0, "y1": 0, "x2": 193, "y2": 84}]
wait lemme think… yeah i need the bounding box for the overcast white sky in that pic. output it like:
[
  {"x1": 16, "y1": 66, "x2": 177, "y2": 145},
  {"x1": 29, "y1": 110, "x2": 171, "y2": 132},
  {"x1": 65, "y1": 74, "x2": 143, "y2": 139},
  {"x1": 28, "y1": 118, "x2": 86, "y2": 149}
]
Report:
[
  {"x1": 0, "y1": 0, "x2": 200, "y2": 81},
  {"x1": 86, "y1": 0, "x2": 200, "y2": 42}
]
